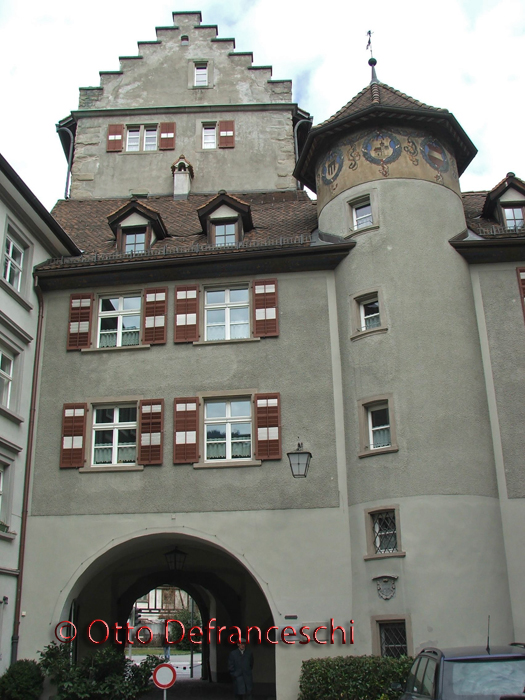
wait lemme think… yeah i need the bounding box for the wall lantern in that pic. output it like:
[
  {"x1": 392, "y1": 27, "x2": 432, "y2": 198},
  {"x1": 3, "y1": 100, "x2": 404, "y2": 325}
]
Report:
[
  {"x1": 164, "y1": 547, "x2": 187, "y2": 572},
  {"x1": 287, "y1": 442, "x2": 312, "y2": 478}
]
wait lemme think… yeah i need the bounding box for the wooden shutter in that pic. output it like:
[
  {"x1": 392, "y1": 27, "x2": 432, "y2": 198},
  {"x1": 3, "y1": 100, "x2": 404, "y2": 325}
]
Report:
[
  {"x1": 254, "y1": 393, "x2": 281, "y2": 460},
  {"x1": 159, "y1": 122, "x2": 176, "y2": 150},
  {"x1": 107, "y1": 124, "x2": 124, "y2": 152},
  {"x1": 143, "y1": 288, "x2": 167, "y2": 345},
  {"x1": 173, "y1": 398, "x2": 199, "y2": 463},
  {"x1": 138, "y1": 399, "x2": 164, "y2": 465},
  {"x1": 218, "y1": 121, "x2": 235, "y2": 148},
  {"x1": 174, "y1": 285, "x2": 199, "y2": 342},
  {"x1": 253, "y1": 279, "x2": 279, "y2": 337},
  {"x1": 60, "y1": 403, "x2": 87, "y2": 468},
  {"x1": 67, "y1": 293, "x2": 94, "y2": 350}
]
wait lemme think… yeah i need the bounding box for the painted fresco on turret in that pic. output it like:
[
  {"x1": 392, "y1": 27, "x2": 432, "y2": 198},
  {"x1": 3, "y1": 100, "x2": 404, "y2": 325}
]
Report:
[{"x1": 316, "y1": 126, "x2": 460, "y2": 211}]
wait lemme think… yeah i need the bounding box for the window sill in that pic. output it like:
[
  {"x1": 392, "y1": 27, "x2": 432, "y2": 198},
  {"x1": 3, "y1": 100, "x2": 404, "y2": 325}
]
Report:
[
  {"x1": 345, "y1": 224, "x2": 380, "y2": 239},
  {"x1": 81, "y1": 345, "x2": 151, "y2": 353},
  {"x1": 193, "y1": 338, "x2": 260, "y2": 346},
  {"x1": 364, "y1": 551, "x2": 406, "y2": 561},
  {"x1": 351, "y1": 326, "x2": 388, "y2": 342},
  {"x1": 119, "y1": 151, "x2": 159, "y2": 156},
  {"x1": 0, "y1": 530, "x2": 16, "y2": 541},
  {"x1": 359, "y1": 446, "x2": 399, "y2": 459},
  {"x1": 79, "y1": 465, "x2": 144, "y2": 473},
  {"x1": 193, "y1": 459, "x2": 262, "y2": 469},
  {"x1": 0, "y1": 405, "x2": 24, "y2": 425},
  {"x1": 0, "y1": 278, "x2": 33, "y2": 311}
]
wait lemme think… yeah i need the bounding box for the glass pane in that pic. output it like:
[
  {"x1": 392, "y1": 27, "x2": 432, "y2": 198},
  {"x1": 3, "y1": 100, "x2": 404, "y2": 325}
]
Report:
[
  {"x1": 230, "y1": 288, "x2": 249, "y2": 303},
  {"x1": 118, "y1": 428, "x2": 136, "y2": 445},
  {"x1": 122, "y1": 315, "x2": 140, "y2": 330},
  {"x1": 100, "y1": 317, "x2": 118, "y2": 331},
  {"x1": 94, "y1": 429, "x2": 113, "y2": 445},
  {"x1": 207, "y1": 309, "x2": 225, "y2": 324},
  {"x1": 230, "y1": 323, "x2": 249, "y2": 339},
  {"x1": 206, "y1": 402, "x2": 226, "y2": 419},
  {"x1": 206, "y1": 441, "x2": 226, "y2": 459},
  {"x1": 118, "y1": 407, "x2": 137, "y2": 423},
  {"x1": 99, "y1": 333, "x2": 117, "y2": 348},
  {"x1": 144, "y1": 130, "x2": 157, "y2": 150},
  {"x1": 122, "y1": 330, "x2": 140, "y2": 346},
  {"x1": 231, "y1": 401, "x2": 251, "y2": 417},
  {"x1": 206, "y1": 290, "x2": 225, "y2": 305},
  {"x1": 371, "y1": 408, "x2": 389, "y2": 428},
  {"x1": 231, "y1": 440, "x2": 251, "y2": 458},
  {"x1": 8, "y1": 267, "x2": 20, "y2": 289},
  {"x1": 0, "y1": 355, "x2": 12, "y2": 374},
  {"x1": 123, "y1": 297, "x2": 141, "y2": 311},
  {"x1": 93, "y1": 447, "x2": 112, "y2": 465},
  {"x1": 230, "y1": 307, "x2": 249, "y2": 324},
  {"x1": 231, "y1": 423, "x2": 251, "y2": 439},
  {"x1": 95, "y1": 408, "x2": 114, "y2": 424},
  {"x1": 117, "y1": 446, "x2": 136, "y2": 463},
  {"x1": 11, "y1": 245, "x2": 23, "y2": 265},
  {"x1": 101, "y1": 298, "x2": 119, "y2": 312},
  {"x1": 365, "y1": 315, "x2": 381, "y2": 329},
  {"x1": 207, "y1": 325, "x2": 226, "y2": 341},
  {"x1": 127, "y1": 130, "x2": 140, "y2": 151},
  {"x1": 444, "y1": 658, "x2": 525, "y2": 696},
  {"x1": 373, "y1": 427, "x2": 391, "y2": 448},
  {"x1": 0, "y1": 376, "x2": 9, "y2": 406},
  {"x1": 363, "y1": 300, "x2": 379, "y2": 316}
]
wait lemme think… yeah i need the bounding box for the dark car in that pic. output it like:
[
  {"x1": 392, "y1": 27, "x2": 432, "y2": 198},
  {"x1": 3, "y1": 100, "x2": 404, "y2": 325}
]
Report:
[{"x1": 397, "y1": 644, "x2": 525, "y2": 700}]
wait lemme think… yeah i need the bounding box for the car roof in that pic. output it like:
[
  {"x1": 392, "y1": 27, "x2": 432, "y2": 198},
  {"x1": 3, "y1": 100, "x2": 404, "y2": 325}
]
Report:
[{"x1": 419, "y1": 645, "x2": 525, "y2": 660}]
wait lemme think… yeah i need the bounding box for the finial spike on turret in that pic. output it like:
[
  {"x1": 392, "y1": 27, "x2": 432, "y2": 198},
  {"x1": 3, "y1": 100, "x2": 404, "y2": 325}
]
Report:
[{"x1": 369, "y1": 57, "x2": 378, "y2": 84}]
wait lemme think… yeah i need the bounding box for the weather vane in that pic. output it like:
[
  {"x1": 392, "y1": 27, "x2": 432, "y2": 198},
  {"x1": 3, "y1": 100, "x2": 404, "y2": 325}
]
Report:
[{"x1": 366, "y1": 30, "x2": 374, "y2": 58}]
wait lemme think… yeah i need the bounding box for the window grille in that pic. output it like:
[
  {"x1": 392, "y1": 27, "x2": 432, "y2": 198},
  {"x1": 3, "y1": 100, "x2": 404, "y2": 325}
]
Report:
[
  {"x1": 372, "y1": 510, "x2": 397, "y2": 553},
  {"x1": 379, "y1": 621, "x2": 407, "y2": 658}
]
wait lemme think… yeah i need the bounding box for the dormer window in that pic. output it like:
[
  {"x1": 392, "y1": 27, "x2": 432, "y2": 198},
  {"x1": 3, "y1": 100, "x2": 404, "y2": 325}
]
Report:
[
  {"x1": 503, "y1": 206, "x2": 524, "y2": 231},
  {"x1": 213, "y1": 222, "x2": 237, "y2": 246},
  {"x1": 196, "y1": 191, "x2": 253, "y2": 248},
  {"x1": 123, "y1": 228, "x2": 146, "y2": 254},
  {"x1": 107, "y1": 201, "x2": 168, "y2": 254}
]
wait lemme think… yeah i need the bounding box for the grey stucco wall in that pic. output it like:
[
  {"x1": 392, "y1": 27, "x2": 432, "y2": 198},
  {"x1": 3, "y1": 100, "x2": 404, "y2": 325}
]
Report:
[
  {"x1": 324, "y1": 178, "x2": 498, "y2": 504},
  {"x1": 32, "y1": 271, "x2": 340, "y2": 516}
]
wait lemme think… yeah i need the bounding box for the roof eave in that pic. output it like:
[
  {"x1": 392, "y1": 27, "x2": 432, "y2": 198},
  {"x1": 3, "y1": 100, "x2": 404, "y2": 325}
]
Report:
[{"x1": 450, "y1": 237, "x2": 525, "y2": 264}]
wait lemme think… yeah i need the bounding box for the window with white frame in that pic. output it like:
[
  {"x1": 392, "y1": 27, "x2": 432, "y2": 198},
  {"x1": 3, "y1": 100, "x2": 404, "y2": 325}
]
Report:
[
  {"x1": 194, "y1": 63, "x2": 208, "y2": 87},
  {"x1": 353, "y1": 200, "x2": 373, "y2": 230},
  {"x1": 205, "y1": 399, "x2": 252, "y2": 461},
  {"x1": 202, "y1": 124, "x2": 217, "y2": 149},
  {"x1": 503, "y1": 206, "x2": 524, "y2": 231},
  {"x1": 368, "y1": 403, "x2": 391, "y2": 449},
  {"x1": 371, "y1": 510, "x2": 398, "y2": 553},
  {"x1": 360, "y1": 296, "x2": 380, "y2": 331},
  {"x1": 98, "y1": 295, "x2": 141, "y2": 348},
  {"x1": 205, "y1": 287, "x2": 250, "y2": 341},
  {"x1": 0, "y1": 350, "x2": 13, "y2": 409},
  {"x1": 126, "y1": 126, "x2": 158, "y2": 152},
  {"x1": 92, "y1": 405, "x2": 137, "y2": 466},
  {"x1": 213, "y1": 222, "x2": 236, "y2": 247},
  {"x1": 3, "y1": 235, "x2": 24, "y2": 291}
]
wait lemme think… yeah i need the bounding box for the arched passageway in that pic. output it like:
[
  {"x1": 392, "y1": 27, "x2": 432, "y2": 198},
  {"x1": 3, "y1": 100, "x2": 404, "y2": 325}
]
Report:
[{"x1": 61, "y1": 533, "x2": 275, "y2": 696}]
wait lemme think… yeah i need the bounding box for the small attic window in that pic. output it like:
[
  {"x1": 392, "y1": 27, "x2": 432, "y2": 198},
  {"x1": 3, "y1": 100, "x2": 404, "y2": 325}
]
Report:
[
  {"x1": 181, "y1": 35, "x2": 189, "y2": 45},
  {"x1": 503, "y1": 206, "x2": 524, "y2": 232},
  {"x1": 121, "y1": 226, "x2": 148, "y2": 254}
]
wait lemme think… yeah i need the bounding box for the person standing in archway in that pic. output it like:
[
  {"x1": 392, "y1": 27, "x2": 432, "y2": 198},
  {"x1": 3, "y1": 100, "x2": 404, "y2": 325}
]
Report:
[{"x1": 228, "y1": 637, "x2": 254, "y2": 700}]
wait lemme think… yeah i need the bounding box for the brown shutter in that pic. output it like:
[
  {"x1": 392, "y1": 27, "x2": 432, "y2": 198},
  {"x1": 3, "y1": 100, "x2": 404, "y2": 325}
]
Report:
[
  {"x1": 518, "y1": 268, "x2": 525, "y2": 322},
  {"x1": 60, "y1": 403, "x2": 87, "y2": 468},
  {"x1": 174, "y1": 285, "x2": 199, "y2": 342},
  {"x1": 253, "y1": 279, "x2": 279, "y2": 337},
  {"x1": 254, "y1": 393, "x2": 281, "y2": 460},
  {"x1": 159, "y1": 122, "x2": 176, "y2": 150},
  {"x1": 143, "y1": 288, "x2": 167, "y2": 345},
  {"x1": 138, "y1": 399, "x2": 164, "y2": 465},
  {"x1": 218, "y1": 121, "x2": 235, "y2": 148},
  {"x1": 67, "y1": 293, "x2": 94, "y2": 350},
  {"x1": 107, "y1": 124, "x2": 124, "y2": 152},
  {"x1": 173, "y1": 398, "x2": 199, "y2": 463}
]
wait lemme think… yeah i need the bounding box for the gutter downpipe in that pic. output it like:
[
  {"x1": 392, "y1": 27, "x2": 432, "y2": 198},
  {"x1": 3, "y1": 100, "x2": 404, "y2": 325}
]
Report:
[
  {"x1": 10, "y1": 283, "x2": 44, "y2": 664},
  {"x1": 294, "y1": 117, "x2": 313, "y2": 189},
  {"x1": 56, "y1": 125, "x2": 75, "y2": 200}
]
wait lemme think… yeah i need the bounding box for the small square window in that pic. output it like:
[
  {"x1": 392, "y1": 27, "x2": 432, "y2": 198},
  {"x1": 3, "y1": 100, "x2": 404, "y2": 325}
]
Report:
[
  {"x1": 98, "y1": 295, "x2": 141, "y2": 348},
  {"x1": 92, "y1": 405, "x2": 137, "y2": 466},
  {"x1": 379, "y1": 621, "x2": 407, "y2": 658},
  {"x1": 503, "y1": 206, "x2": 524, "y2": 231},
  {"x1": 3, "y1": 235, "x2": 24, "y2": 292},
  {"x1": 181, "y1": 35, "x2": 189, "y2": 45},
  {"x1": 202, "y1": 125, "x2": 217, "y2": 150},
  {"x1": 371, "y1": 510, "x2": 397, "y2": 553},
  {"x1": 354, "y1": 201, "x2": 373, "y2": 229},
  {"x1": 205, "y1": 398, "x2": 252, "y2": 461},
  {"x1": 214, "y1": 223, "x2": 236, "y2": 246},
  {"x1": 194, "y1": 63, "x2": 208, "y2": 87},
  {"x1": 0, "y1": 350, "x2": 13, "y2": 409},
  {"x1": 358, "y1": 395, "x2": 398, "y2": 457},
  {"x1": 360, "y1": 297, "x2": 380, "y2": 331},
  {"x1": 123, "y1": 230, "x2": 146, "y2": 254},
  {"x1": 205, "y1": 287, "x2": 250, "y2": 341}
]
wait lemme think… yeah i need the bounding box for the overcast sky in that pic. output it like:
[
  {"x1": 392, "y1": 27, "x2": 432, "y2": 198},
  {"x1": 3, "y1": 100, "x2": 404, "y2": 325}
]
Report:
[{"x1": 0, "y1": 0, "x2": 523, "y2": 210}]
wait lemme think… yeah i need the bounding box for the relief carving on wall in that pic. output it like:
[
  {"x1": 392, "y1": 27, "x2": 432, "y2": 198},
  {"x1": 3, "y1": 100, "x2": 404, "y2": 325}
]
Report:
[{"x1": 373, "y1": 575, "x2": 398, "y2": 600}]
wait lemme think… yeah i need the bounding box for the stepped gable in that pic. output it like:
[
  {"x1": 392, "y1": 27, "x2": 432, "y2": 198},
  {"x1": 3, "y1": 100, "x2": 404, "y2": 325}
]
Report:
[
  {"x1": 48, "y1": 190, "x2": 317, "y2": 263},
  {"x1": 317, "y1": 82, "x2": 447, "y2": 128}
]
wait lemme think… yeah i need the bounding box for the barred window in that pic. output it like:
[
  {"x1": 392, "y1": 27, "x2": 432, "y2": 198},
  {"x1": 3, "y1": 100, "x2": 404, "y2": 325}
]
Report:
[
  {"x1": 372, "y1": 510, "x2": 397, "y2": 554},
  {"x1": 379, "y1": 621, "x2": 407, "y2": 658}
]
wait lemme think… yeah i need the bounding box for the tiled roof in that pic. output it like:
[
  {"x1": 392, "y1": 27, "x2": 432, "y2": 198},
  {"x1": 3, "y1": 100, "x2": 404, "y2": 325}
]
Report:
[
  {"x1": 317, "y1": 82, "x2": 447, "y2": 128},
  {"x1": 42, "y1": 190, "x2": 317, "y2": 269},
  {"x1": 461, "y1": 191, "x2": 525, "y2": 238}
]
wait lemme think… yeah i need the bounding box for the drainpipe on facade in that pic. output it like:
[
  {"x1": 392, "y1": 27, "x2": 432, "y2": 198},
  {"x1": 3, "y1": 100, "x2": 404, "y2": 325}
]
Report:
[
  {"x1": 56, "y1": 125, "x2": 75, "y2": 200},
  {"x1": 294, "y1": 118, "x2": 313, "y2": 189},
  {"x1": 10, "y1": 283, "x2": 45, "y2": 665}
]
